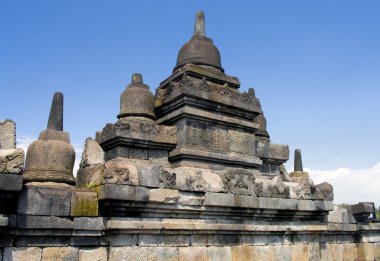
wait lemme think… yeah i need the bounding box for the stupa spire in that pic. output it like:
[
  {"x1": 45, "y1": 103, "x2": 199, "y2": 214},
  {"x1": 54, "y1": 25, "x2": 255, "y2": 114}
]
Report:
[
  {"x1": 47, "y1": 92, "x2": 63, "y2": 131},
  {"x1": 194, "y1": 11, "x2": 206, "y2": 37}
]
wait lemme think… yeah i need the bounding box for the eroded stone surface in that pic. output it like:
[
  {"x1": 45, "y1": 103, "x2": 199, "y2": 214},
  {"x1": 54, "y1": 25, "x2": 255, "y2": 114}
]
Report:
[
  {"x1": 3, "y1": 247, "x2": 42, "y2": 261},
  {"x1": 0, "y1": 120, "x2": 16, "y2": 150},
  {"x1": 0, "y1": 148, "x2": 24, "y2": 174}
]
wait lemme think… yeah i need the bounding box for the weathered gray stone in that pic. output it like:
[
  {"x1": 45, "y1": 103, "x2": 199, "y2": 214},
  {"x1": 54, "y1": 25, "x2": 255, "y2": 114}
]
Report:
[
  {"x1": 0, "y1": 214, "x2": 8, "y2": 226},
  {"x1": 17, "y1": 215, "x2": 73, "y2": 229},
  {"x1": 18, "y1": 184, "x2": 72, "y2": 216},
  {"x1": 294, "y1": 149, "x2": 303, "y2": 171},
  {"x1": 149, "y1": 189, "x2": 180, "y2": 204},
  {"x1": 0, "y1": 174, "x2": 22, "y2": 191},
  {"x1": 47, "y1": 92, "x2": 64, "y2": 131},
  {"x1": 0, "y1": 148, "x2": 24, "y2": 174},
  {"x1": 179, "y1": 246, "x2": 207, "y2": 261},
  {"x1": 3, "y1": 247, "x2": 42, "y2": 261},
  {"x1": 138, "y1": 164, "x2": 161, "y2": 188},
  {"x1": 178, "y1": 191, "x2": 205, "y2": 205},
  {"x1": 73, "y1": 217, "x2": 104, "y2": 231},
  {"x1": 0, "y1": 120, "x2": 16, "y2": 150},
  {"x1": 80, "y1": 138, "x2": 105, "y2": 168},
  {"x1": 204, "y1": 192, "x2": 234, "y2": 206},
  {"x1": 41, "y1": 247, "x2": 78, "y2": 261},
  {"x1": 23, "y1": 131, "x2": 76, "y2": 185},
  {"x1": 273, "y1": 244, "x2": 291, "y2": 261},
  {"x1": 147, "y1": 247, "x2": 179, "y2": 261},
  {"x1": 268, "y1": 143, "x2": 289, "y2": 161},
  {"x1": 234, "y1": 195, "x2": 259, "y2": 208},
  {"x1": 79, "y1": 247, "x2": 108, "y2": 261},
  {"x1": 76, "y1": 164, "x2": 104, "y2": 189},
  {"x1": 207, "y1": 246, "x2": 232, "y2": 261},
  {"x1": 97, "y1": 184, "x2": 148, "y2": 201}
]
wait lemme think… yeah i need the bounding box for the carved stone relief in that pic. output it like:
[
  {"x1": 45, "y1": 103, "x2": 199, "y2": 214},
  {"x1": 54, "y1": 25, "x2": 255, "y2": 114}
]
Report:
[
  {"x1": 269, "y1": 176, "x2": 289, "y2": 198},
  {"x1": 293, "y1": 178, "x2": 311, "y2": 200},
  {"x1": 102, "y1": 168, "x2": 130, "y2": 185},
  {"x1": 222, "y1": 169, "x2": 260, "y2": 196},
  {"x1": 185, "y1": 170, "x2": 211, "y2": 192},
  {"x1": 159, "y1": 167, "x2": 176, "y2": 189}
]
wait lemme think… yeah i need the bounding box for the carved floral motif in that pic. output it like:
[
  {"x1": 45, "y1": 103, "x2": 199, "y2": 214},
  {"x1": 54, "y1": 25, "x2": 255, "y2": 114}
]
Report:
[
  {"x1": 293, "y1": 178, "x2": 311, "y2": 200},
  {"x1": 102, "y1": 168, "x2": 130, "y2": 185},
  {"x1": 222, "y1": 169, "x2": 259, "y2": 196},
  {"x1": 159, "y1": 167, "x2": 176, "y2": 189},
  {"x1": 185, "y1": 170, "x2": 210, "y2": 192},
  {"x1": 269, "y1": 176, "x2": 289, "y2": 198}
]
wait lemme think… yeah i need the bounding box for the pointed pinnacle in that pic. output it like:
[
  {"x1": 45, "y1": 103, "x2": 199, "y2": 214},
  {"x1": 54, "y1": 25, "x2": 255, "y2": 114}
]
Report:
[
  {"x1": 132, "y1": 73, "x2": 143, "y2": 84},
  {"x1": 194, "y1": 11, "x2": 206, "y2": 37},
  {"x1": 47, "y1": 92, "x2": 63, "y2": 131},
  {"x1": 294, "y1": 149, "x2": 303, "y2": 172}
]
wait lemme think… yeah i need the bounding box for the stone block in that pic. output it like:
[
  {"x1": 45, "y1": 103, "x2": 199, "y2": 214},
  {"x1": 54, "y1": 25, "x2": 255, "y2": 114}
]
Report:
[
  {"x1": 71, "y1": 189, "x2": 98, "y2": 217},
  {"x1": 149, "y1": 189, "x2": 180, "y2": 204},
  {"x1": 138, "y1": 164, "x2": 161, "y2": 188},
  {"x1": 232, "y1": 245, "x2": 255, "y2": 261},
  {"x1": 97, "y1": 184, "x2": 148, "y2": 201},
  {"x1": 178, "y1": 191, "x2": 204, "y2": 206},
  {"x1": 138, "y1": 234, "x2": 161, "y2": 246},
  {"x1": 73, "y1": 217, "x2": 104, "y2": 231},
  {"x1": 204, "y1": 192, "x2": 234, "y2": 207},
  {"x1": 41, "y1": 247, "x2": 79, "y2": 261},
  {"x1": 326, "y1": 206, "x2": 344, "y2": 223},
  {"x1": 80, "y1": 138, "x2": 104, "y2": 168},
  {"x1": 161, "y1": 235, "x2": 190, "y2": 246},
  {"x1": 107, "y1": 235, "x2": 139, "y2": 246},
  {"x1": 252, "y1": 245, "x2": 273, "y2": 261},
  {"x1": 351, "y1": 202, "x2": 375, "y2": 214},
  {"x1": 17, "y1": 215, "x2": 73, "y2": 229},
  {"x1": 0, "y1": 174, "x2": 22, "y2": 191},
  {"x1": 79, "y1": 247, "x2": 108, "y2": 261},
  {"x1": 76, "y1": 164, "x2": 104, "y2": 189},
  {"x1": 0, "y1": 148, "x2": 24, "y2": 175},
  {"x1": 18, "y1": 184, "x2": 72, "y2": 216},
  {"x1": 374, "y1": 243, "x2": 380, "y2": 261},
  {"x1": 356, "y1": 243, "x2": 375, "y2": 261},
  {"x1": 179, "y1": 246, "x2": 208, "y2": 261},
  {"x1": 329, "y1": 243, "x2": 343, "y2": 261},
  {"x1": 291, "y1": 244, "x2": 309, "y2": 261},
  {"x1": 268, "y1": 143, "x2": 289, "y2": 161},
  {"x1": 234, "y1": 195, "x2": 259, "y2": 208},
  {"x1": 308, "y1": 243, "x2": 320, "y2": 261},
  {"x1": 273, "y1": 244, "x2": 291, "y2": 261},
  {"x1": 207, "y1": 246, "x2": 232, "y2": 261},
  {"x1": 191, "y1": 234, "x2": 215, "y2": 246},
  {"x1": 3, "y1": 247, "x2": 42, "y2": 261},
  {"x1": 343, "y1": 243, "x2": 356, "y2": 261},
  {"x1": 0, "y1": 214, "x2": 8, "y2": 226},
  {"x1": 109, "y1": 246, "x2": 148, "y2": 261},
  {"x1": 146, "y1": 247, "x2": 179, "y2": 261},
  {"x1": 103, "y1": 160, "x2": 139, "y2": 186},
  {"x1": 0, "y1": 120, "x2": 16, "y2": 150}
]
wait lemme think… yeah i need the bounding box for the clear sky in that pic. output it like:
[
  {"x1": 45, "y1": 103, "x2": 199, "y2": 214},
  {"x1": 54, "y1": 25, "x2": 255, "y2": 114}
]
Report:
[{"x1": 1, "y1": 1, "x2": 380, "y2": 204}]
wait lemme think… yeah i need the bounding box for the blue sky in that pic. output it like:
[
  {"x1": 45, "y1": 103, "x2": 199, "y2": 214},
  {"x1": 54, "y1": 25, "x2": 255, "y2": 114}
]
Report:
[{"x1": 1, "y1": 1, "x2": 380, "y2": 177}]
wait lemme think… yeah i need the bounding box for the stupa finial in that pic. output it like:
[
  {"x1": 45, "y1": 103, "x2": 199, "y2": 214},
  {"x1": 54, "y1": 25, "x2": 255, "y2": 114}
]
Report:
[
  {"x1": 47, "y1": 92, "x2": 63, "y2": 131},
  {"x1": 294, "y1": 149, "x2": 303, "y2": 172},
  {"x1": 194, "y1": 11, "x2": 206, "y2": 37}
]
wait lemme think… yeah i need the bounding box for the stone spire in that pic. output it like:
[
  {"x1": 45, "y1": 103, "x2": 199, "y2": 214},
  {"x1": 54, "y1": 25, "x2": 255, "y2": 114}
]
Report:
[
  {"x1": 47, "y1": 92, "x2": 64, "y2": 131},
  {"x1": 194, "y1": 11, "x2": 206, "y2": 37},
  {"x1": 294, "y1": 149, "x2": 303, "y2": 172},
  {"x1": 174, "y1": 11, "x2": 223, "y2": 72}
]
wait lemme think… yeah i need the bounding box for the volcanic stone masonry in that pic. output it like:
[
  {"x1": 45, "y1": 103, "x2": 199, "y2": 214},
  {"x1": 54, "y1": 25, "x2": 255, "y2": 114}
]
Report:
[{"x1": 1, "y1": 10, "x2": 380, "y2": 261}]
